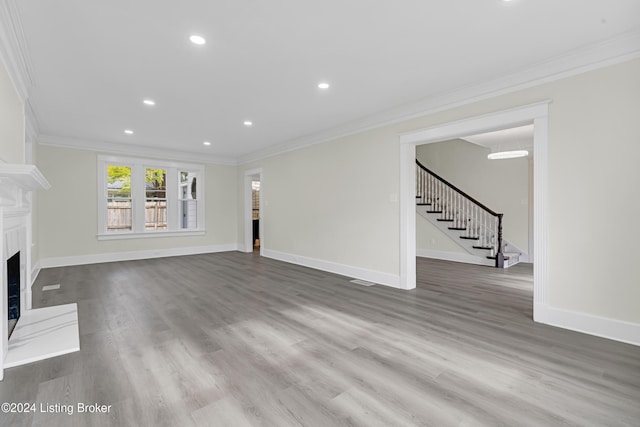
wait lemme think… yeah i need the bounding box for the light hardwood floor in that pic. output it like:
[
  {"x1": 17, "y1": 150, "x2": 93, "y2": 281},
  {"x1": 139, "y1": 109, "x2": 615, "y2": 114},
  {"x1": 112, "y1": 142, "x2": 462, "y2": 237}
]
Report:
[{"x1": 1, "y1": 253, "x2": 639, "y2": 426}]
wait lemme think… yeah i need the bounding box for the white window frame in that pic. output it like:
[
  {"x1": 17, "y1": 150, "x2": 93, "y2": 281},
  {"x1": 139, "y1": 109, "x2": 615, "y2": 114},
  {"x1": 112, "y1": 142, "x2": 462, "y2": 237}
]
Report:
[{"x1": 97, "y1": 155, "x2": 205, "y2": 240}]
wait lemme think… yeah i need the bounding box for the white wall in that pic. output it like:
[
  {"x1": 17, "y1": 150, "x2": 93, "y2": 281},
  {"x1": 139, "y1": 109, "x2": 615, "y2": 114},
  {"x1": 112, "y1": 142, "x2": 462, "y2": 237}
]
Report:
[
  {"x1": 36, "y1": 145, "x2": 238, "y2": 263},
  {"x1": 416, "y1": 139, "x2": 529, "y2": 256},
  {"x1": 0, "y1": 57, "x2": 23, "y2": 164},
  {"x1": 239, "y1": 58, "x2": 640, "y2": 327},
  {"x1": 239, "y1": 129, "x2": 401, "y2": 285},
  {"x1": 416, "y1": 213, "x2": 466, "y2": 254}
]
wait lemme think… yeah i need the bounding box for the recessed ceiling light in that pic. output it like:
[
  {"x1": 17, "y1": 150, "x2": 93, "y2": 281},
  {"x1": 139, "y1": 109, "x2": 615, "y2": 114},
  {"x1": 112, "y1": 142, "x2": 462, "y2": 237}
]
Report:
[
  {"x1": 189, "y1": 35, "x2": 206, "y2": 45},
  {"x1": 124, "y1": 129, "x2": 134, "y2": 135},
  {"x1": 487, "y1": 150, "x2": 528, "y2": 160},
  {"x1": 203, "y1": 141, "x2": 211, "y2": 146},
  {"x1": 318, "y1": 82, "x2": 330, "y2": 89},
  {"x1": 143, "y1": 99, "x2": 155, "y2": 106},
  {"x1": 243, "y1": 121, "x2": 253, "y2": 127}
]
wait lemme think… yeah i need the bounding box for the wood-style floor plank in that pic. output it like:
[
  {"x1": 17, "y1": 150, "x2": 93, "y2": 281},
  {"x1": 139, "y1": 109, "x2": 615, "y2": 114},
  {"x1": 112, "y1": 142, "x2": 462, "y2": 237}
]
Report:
[{"x1": 1, "y1": 253, "x2": 638, "y2": 426}]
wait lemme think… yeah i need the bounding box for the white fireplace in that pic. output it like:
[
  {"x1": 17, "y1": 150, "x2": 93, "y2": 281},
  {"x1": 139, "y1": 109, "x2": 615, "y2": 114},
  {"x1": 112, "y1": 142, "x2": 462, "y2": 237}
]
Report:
[
  {"x1": 1, "y1": 162, "x2": 56, "y2": 380},
  {"x1": 1, "y1": 163, "x2": 80, "y2": 381}
]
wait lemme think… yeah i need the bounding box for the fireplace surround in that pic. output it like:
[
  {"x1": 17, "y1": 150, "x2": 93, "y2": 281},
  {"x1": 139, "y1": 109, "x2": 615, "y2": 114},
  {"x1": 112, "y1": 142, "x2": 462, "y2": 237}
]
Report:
[{"x1": 0, "y1": 162, "x2": 50, "y2": 380}]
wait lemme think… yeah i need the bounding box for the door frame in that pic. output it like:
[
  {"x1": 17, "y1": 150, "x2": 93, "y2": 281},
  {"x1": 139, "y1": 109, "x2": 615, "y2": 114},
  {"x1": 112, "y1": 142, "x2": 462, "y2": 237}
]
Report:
[{"x1": 399, "y1": 101, "x2": 549, "y2": 322}]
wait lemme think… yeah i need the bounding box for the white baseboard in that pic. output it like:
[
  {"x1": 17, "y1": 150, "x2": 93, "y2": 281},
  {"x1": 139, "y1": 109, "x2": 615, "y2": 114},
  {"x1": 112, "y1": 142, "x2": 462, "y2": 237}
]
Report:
[
  {"x1": 535, "y1": 303, "x2": 640, "y2": 347},
  {"x1": 238, "y1": 243, "x2": 253, "y2": 253},
  {"x1": 416, "y1": 248, "x2": 494, "y2": 267},
  {"x1": 262, "y1": 249, "x2": 402, "y2": 289},
  {"x1": 38, "y1": 244, "x2": 239, "y2": 269}
]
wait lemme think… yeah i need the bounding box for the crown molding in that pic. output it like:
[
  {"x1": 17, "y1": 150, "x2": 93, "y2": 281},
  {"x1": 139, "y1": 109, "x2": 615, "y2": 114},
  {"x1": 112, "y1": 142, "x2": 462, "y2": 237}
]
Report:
[
  {"x1": 38, "y1": 134, "x2": 238, "y2": 166},
  {"x1": 238, "y1": 28, "x2": 640, "y2": 165},
  {"x1": 0, "y1": 0, "x2": 34, "y2": 103}
]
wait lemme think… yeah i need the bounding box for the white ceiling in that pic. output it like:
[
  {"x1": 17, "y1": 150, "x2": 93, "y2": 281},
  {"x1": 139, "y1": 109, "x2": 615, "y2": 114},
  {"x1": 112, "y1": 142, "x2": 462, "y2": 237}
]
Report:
[{"x1": 12, "y1": 1, "x2": 640, "y2": 163}]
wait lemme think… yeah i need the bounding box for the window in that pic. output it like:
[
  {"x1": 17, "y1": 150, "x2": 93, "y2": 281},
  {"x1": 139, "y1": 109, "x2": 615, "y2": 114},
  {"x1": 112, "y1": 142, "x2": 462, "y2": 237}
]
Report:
[
  {"x1": 98, "y1": 156, "x2": 205, "y2": 239},
  {"x1": 107, "y1": 165, "x2": 132, "y2": 232},
  {"x1": 179, "y1": 171, "x2": 198, "y2": 229},
  {"x1": 145, "y1": 168, "x2": 167, "y2": 230}
]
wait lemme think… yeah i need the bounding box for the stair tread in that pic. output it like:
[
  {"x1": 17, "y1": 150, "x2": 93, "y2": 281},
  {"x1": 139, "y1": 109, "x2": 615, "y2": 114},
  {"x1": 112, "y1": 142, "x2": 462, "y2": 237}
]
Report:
[
  {"x1": 416, "y1": 203, "x2": 432, "y2": 206},
  {"x1": 448, "y1": 227, "x2": 466, "y2": 231},
  {"x1": 472, "y1": 246, "x2": 492, "y2": 250},
  {"x1": 426, "y1": 210, "x2": 443, "y2": 214},
  {"x1": 460, "y1": 236, "x2": 479, "y2": 240},
  {"x1": 436, "y1": 218, "x2": 454, "y2": 222}
]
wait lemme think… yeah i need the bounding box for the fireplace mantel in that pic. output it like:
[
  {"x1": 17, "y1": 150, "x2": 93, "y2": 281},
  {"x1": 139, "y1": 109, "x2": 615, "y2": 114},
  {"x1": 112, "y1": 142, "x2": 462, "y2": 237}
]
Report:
[{"x1": 0, "y1": 163, "x2": 51, "y2": 191}]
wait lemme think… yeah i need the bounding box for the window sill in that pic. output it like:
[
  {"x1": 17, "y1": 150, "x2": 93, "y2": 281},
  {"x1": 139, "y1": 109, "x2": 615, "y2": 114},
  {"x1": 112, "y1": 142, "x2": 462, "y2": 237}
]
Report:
[{"x1": 97, "y1": 230, "x2": 205, "y2": 241}]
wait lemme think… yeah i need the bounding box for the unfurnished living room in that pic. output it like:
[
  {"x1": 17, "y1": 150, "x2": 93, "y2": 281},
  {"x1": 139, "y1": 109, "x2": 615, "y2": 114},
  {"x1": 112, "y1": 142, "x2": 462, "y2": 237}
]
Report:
[{"x1": 1, "y1": 1, "x2": 639, "y2": 426}]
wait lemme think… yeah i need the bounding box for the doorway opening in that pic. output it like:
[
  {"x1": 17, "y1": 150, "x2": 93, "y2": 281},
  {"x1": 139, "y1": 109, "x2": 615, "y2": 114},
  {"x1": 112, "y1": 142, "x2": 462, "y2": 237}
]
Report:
[
  {"x1": 399, "y1": 101, "x2": 549, "y2": 323},
  {"x1": 252, "y1": 179, "x2": 261, "y2": 251},
  {"x1": 415, "y1": 124, "x2": 534, "y2": 266},
  {"x1": 244, "y1": 168, "x2": 263, "y2": 255}
]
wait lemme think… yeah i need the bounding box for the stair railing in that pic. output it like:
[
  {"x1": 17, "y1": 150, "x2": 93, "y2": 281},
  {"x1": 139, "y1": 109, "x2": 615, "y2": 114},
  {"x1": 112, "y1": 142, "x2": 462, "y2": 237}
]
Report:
[{"x1": 416, "y1": 159, "x2": 504, "y2": 267}]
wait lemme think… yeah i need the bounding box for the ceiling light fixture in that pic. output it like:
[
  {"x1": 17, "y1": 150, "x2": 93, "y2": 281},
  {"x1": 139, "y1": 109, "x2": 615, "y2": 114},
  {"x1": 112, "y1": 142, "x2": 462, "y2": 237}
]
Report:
[
  {"x1": 487, "y1": 150, "x2": 528, "y2": 160},
  {"x1": 189, "y1": 35, "x2": 206, "y2": 45},
  {"x1": 143, "y1": 99, "x2": 155, "y2": 106},
  {"x1": 203, "y1": 141, "x2": 211, "y2": 146},
  {"x1": 243, "y1": 121, "x2": 253, "y2": 127},
  {"x1": 317, "y1": 82, "x2": 330, "y2": 89},
  {"x1": 124, "y1": 129, "x2": 134, "y2": 135}
]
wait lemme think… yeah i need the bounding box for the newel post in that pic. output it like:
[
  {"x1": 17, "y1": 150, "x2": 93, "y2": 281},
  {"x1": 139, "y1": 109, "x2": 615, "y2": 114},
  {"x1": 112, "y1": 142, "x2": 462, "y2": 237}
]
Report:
[{"x1": 496, "y1": 213, "x2": 504, "y2": 268}]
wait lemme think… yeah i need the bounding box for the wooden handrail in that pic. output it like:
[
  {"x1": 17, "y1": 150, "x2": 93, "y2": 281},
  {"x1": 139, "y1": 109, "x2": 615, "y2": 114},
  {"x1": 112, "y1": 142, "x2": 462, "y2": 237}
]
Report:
[{"x1": 416, "y1": 159, "x2": 501, "y2": 217}]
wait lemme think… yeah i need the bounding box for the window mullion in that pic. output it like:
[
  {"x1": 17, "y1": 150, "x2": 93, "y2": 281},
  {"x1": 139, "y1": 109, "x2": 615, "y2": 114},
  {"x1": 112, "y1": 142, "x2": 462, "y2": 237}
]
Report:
[
  {"x1": 132, "y1": 164, "x2": 145, "y2": 233},
  {"x1": 167, "y1": 167, "x2": 178, "y2": 231},
  {"x1": 98, "y1": 161, "x2": 107, "y2": 234}
]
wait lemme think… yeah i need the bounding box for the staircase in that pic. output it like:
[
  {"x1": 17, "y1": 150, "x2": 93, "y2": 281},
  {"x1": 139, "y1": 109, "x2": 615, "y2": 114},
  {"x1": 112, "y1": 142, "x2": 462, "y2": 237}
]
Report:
[{"x1": 416, "y1": 160, "x2": 521, "y2": 268}]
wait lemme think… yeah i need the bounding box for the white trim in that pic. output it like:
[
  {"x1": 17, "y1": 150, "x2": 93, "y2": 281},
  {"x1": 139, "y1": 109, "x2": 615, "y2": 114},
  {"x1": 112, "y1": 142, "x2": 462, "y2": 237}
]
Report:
[
  {"x1": 97, "y1": 230, "x2": 205, "y2": 241},
  {"x1": 38, "y1": 244, "x2": 239, "y2": 269},
  {"x1": 416, "y1": 249, "x2": 493, "y2": 267},
  {"x1": 238, "y1": 30, "x2": 640, "y2": 165},
  {"x1": 243, "y1": 168, "x2": 263, "y2": 254},
  {"x1": 31, "y1": 260, "x2": 41, "y2": 286},
  {"x1": 399, "y1": 101, "x2": 549, "y2": 315},
  {"x1": 532, "y1": 114, "x2": 549, "y2": 321},
  {"x1": 0, "y1": 163, "x2": 50, "y2": 191},
  {"x1": 535, "y1": 303, "x2": 640, "y2": 347},
  {"x1": 399, "y1": 143, "x2": 416, "y2": 290},
  {"x1": 39, "y1": 134, "x2": 237, "y2": 166},
  {"x1": 0, "y1": 0, "x2": 33, "y2": 102},
  {"x1": 399, "y1": 101, "x2": 550, "y2": 145},
  {"x1": 97, "y1": 154, "x2": 205, "y2": 236},
  {"x1": 263, "y1": 248, "x2": 401, "y2": 289}
]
